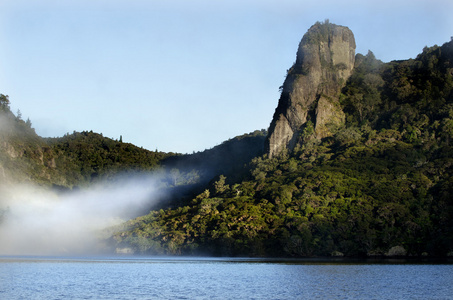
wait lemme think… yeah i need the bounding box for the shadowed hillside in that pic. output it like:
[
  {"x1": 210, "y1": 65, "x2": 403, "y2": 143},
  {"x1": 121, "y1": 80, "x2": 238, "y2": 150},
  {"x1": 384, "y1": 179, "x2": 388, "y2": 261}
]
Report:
[
  {"x1": 112, "y1": 23, "x2": 453, "y2": 258},
  {"x1": 2, "y1": 22, "x2": 452, "y2": 258}
]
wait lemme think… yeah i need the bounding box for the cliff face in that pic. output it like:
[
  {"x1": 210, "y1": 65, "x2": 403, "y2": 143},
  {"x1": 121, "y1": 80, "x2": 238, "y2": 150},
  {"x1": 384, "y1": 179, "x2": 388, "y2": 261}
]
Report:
[{"x1": 266, "y1": 22, "x2": 356, "y2": 157}]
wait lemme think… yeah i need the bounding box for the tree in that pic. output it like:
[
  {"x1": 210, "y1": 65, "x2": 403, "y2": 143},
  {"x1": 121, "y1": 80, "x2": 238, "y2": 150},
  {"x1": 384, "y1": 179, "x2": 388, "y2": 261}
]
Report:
[
  {"x1": 214, "y1": 175, "x2": 229, "y2": 195},
  {"x1": 0, "y1": 94, "x2": 10, "y2": 111}
]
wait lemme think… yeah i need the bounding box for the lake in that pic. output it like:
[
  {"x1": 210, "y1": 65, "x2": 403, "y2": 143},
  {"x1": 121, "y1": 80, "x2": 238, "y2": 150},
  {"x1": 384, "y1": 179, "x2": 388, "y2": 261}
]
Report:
[{"x1": 1, "y1": 256, "x2": 452, "y2": 299}]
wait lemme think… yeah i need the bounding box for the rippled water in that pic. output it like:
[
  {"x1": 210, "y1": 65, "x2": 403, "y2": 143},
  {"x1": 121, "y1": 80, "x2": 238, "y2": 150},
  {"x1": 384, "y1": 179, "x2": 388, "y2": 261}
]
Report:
[{"x1": 1, "y1": 256, "x2": 452, "y2": 299}]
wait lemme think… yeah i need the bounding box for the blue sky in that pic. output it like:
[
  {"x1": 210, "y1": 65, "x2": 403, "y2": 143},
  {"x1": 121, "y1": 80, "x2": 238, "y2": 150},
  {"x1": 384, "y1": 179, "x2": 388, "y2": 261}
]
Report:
[{"x1": 1, "y1": 0, "x2": 452, "y2": 153}]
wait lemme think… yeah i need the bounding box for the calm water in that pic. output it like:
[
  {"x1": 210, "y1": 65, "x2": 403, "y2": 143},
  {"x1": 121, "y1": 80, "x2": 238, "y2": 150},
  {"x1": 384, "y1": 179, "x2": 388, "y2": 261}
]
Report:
[{"x1": 1, "y1": 256, "x2": 452, "y2": 300}]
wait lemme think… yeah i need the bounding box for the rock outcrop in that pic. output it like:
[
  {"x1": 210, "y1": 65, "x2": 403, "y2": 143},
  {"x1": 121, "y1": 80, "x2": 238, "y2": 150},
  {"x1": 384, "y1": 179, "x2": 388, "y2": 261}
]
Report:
[{"x1": 266, "y1": 21, "x2": 356, "y2": 157}]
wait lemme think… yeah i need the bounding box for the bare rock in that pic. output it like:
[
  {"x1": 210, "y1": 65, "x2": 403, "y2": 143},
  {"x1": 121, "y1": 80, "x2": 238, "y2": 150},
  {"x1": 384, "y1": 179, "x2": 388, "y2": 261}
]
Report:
[
  {"x1": 386, "y1": 245, "x2": 407, "y2": 257},
  {"x1": 266, "y1": 21, "x2": 356, "y2": 157}
]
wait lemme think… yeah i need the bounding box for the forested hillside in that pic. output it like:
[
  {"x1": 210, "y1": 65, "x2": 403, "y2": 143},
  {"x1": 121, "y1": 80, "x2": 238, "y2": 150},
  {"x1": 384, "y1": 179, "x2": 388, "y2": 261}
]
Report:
[
  {"x1": 162, "y1": 129, "x2": 266, "y2": 184},
  {"x1": 0, "y1": 93, "x2": 266, "y2": 216},
  {"x1": 112, "y1": 39, "x2": 453, "y2": 257},
  {"x1": 45, "y1": 131, "x2": 171, "y2": 187},
  {"x1": 0, "y1": 96, "x2": 170, "y2": 188},
  {"x1": 2, "y1": 27, "x2": 452, "y2": 258}
]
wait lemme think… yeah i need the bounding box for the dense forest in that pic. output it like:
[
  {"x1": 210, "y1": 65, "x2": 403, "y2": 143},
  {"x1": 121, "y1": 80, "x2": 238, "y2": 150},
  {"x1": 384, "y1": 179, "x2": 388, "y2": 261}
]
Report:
[
  {"x1": 111, "y1": 39, "x2": 453, "y2": 257},
  {"x1": 0, "y1": 94, "x2": 265, "y2": 212},
  {"x1": 0, "y1": 96, "x2": 170, "y2": 189},
  {"x1": 1, "y1": 35, "x2": 453, "y2": 258}
]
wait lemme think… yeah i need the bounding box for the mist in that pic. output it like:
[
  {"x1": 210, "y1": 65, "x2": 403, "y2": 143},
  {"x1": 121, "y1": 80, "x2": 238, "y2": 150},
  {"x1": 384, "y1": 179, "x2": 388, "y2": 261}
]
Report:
[
  {"x1": 0, "y1": 175, "x2": 162, "y2": 256},
  {"x1": 0, "y1": 111, "x2": 14, "y2": 135}
]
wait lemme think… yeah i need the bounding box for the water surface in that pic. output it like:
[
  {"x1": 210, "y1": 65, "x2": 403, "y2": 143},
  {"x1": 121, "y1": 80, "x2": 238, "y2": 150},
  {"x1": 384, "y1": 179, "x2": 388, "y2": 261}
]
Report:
[{"x1": 1, "y1": 256, "x2": 452, "y2": 299}]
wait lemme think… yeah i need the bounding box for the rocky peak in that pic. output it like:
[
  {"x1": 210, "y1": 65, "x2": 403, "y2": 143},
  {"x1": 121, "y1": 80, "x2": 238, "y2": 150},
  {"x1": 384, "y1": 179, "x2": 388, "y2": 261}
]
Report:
[{"x1": 266, "y1": 21, "x2": 356, "y2": 157}]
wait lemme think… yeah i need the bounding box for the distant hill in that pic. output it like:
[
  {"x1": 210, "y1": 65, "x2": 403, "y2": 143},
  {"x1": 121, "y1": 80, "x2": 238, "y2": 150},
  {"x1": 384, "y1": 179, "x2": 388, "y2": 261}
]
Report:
[
  {"x1": 162, "y1": 129, "x2": 266, "y2": 184},
  {"x1": 2, "y1": 22, "x2": 452, "y2": 258},
  {"x1": 44, "y1": 131, "x2": 171, "y2": 188},
  {"x1": 0, "y1": 93, "x2": 266, "y2": 211},
  {"x1": 112, "y1": 22, "x2": 453, "y2": 258},
  {"x1": 0, "y1": 99, "x2": 171, "y2": 189}
]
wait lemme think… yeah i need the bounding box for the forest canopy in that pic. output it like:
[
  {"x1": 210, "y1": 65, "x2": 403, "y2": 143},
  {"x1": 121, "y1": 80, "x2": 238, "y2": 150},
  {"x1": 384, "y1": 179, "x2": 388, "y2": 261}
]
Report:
[
  {"x1": 1, "y1": 38, "x2": 452, "y2": 258},
  {"x1": 112, "y1": 40, "x2": 453, "y2": 258}
]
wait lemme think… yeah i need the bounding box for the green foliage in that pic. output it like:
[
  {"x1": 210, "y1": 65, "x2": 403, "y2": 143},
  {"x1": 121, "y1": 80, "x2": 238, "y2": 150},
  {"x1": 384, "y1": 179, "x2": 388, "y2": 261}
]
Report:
[
  {"x1": 305, "y1": 20, "x2": 336, "y2": 45},
  {"x1": 114, "y1": 39, "x2": 453, "y2": 258},
  {"x1": 0, "y1": 94, "x2": 10, "y2": 111},
  {"x1": 43, "y1": 131, "x2": 171, "y2": 186},
  {"x1": 341, "y1": 51, "x2": 384, "y2": 124},
  {"x1": 3, "y1": 38, "x2": 453, "y2": 258},
  {"x1": 0, "y1": 101, "x2": 50, "y2": 184},
  {"x1": 114, "y1": 124, "x2": 452, "y2": 257},
  {"x1": 0, "y1": 99, "x2": 171, "y2": 187},
  {"x1": 162, "y1": 129, "x2": 266, "y2": 185}
]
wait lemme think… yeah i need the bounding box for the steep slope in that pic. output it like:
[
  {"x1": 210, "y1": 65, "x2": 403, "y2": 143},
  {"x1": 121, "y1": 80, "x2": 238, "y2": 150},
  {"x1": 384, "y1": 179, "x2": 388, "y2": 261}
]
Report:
[
  {"x1": 266, "y1": 21, "x2": 356, "y2": 157},
  {"x1": 2, "y1": 23, "x2": 452, "y2": 258},
  {"x1": 162, "y1": 129, "x2": 266, "y2": 185},
  {"x1": 0, "y1": 96, "x2": 52, "y2": 185},
  {"x1": 112, "y1": 27, "x2": 453, "y2": 258}
]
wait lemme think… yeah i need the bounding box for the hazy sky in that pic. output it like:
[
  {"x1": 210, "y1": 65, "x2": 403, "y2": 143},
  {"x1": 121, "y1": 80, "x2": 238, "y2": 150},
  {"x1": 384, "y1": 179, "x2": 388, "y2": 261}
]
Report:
[{"x1": 1, "y1": 0, "x2": 452, "y2": 153}]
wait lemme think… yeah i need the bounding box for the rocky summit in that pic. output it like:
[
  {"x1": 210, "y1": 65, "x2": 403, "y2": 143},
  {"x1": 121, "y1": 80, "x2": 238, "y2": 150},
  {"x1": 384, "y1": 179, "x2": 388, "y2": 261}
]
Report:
[{"x1": 266, "y1": 21, "x2": 356, "y2": 157}]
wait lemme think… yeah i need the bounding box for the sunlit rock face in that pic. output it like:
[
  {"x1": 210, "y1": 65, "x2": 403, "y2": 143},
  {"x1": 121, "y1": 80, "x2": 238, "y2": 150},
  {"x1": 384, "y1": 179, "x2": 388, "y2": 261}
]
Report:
[{"x1": 266, "y1": 22, "x2": 356, "y2": 157}]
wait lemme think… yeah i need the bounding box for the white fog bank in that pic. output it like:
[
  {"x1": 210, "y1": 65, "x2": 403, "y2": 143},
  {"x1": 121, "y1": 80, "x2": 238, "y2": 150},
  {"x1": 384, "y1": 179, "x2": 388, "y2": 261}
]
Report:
[{"x1": 0, "y1": 175, "x2": 161, "y2": 255}]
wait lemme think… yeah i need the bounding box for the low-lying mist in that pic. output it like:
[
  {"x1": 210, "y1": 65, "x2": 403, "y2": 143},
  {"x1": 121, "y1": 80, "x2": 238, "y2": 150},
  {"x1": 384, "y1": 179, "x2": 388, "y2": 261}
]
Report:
[{"x1": 0, "y1": 175, "x2": 163, "y2": 256}]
